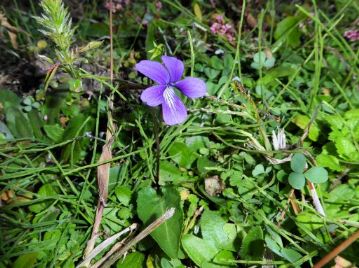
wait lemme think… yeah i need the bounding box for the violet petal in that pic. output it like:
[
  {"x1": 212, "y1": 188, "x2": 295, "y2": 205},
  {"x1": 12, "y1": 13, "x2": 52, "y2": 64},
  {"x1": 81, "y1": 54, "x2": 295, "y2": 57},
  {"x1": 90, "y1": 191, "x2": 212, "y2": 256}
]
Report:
[
  {"x1": 135, "y1": 60, "x2": 170, "y2": 84},
  {"x1": 161, "y1": 56, "x2": 184, "y2": 82},
  {"x1": 175, "y1": 77, "x2": 207, "y2": 99},
  {"x1": 162, "y1": 87, "x2": 188, "y2": 125},
  {"x1": 140, "y1": 85, "x2": 166, "y2": 106}
]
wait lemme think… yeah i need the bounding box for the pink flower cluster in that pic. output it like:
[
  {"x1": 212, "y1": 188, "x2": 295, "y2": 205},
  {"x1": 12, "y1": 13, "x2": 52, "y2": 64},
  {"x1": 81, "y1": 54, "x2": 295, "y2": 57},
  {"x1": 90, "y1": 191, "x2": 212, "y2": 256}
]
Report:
[
  {"x1": 210, "y1": 15, "x2": 235, "y2": 43},
  {"x1": 344, "y1": 30, "x2": 359, "y2": 42},
  {"x1": 104, "y1": 0, "x2": 130, "y2": 13}
]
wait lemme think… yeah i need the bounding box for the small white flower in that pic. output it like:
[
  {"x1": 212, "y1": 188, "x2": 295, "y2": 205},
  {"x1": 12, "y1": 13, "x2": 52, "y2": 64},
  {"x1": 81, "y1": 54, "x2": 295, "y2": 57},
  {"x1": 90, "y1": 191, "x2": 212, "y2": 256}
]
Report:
[{"x1": 272, "y1": 128, "x2": 287, "y2": 150}]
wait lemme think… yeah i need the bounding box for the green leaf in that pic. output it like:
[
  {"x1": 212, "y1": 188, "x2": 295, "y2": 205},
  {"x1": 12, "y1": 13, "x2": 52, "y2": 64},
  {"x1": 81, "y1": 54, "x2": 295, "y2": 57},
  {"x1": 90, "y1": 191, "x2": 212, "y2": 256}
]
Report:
[
  {"x1": 304, "y1": 167, "x2": 328, "y2": 183},
  {"x1": 116, "y1": 252, "x2": 145, "y2": 268},
  {"x1": 252, "y1": 164, "x2": 265, "y2": 177},
  {"x1": 204, "y1": 68, "x2": 220, "y2": 80},
  {"x1": 61, "y1": 114, "x2": 92, "y2": 164},
  {"x1": 28, "y1": 110, "x2": 44, "y2": 139},
  {"x1": 13, "y1": 253, "x2": 38, "y2": 268},
  {"x1": 296, "y1": 211, "x2": 323, "y2": 231},
  {"x1": 288, "y1": 172, "x2": 306, "y2": 189},
  {"x1": 23, "y1": 97, "x2": 33, "y2": 106},
  {"x1": 292, "y1": 114, "x2": 319, "y2": 141},
  {"x1": 5, "y1": 107, "x2": 33, "y2": 138},
  {"x1": 328, "y1": 184, "x2": 356, "y2": 202},
  {"x1": 239, "y1": 226, "x2": 264, "y2": 260},
  {"x1": 0, "y1": 121, "x2": 13, "y2": 139},
  {"x1": 280, "y1": 248, "x2": 302, "y2": 263},
  {"x1": 335, "y1": 137, "x2": 358, "y2": 159},
  {"x1": 316, "y1": 153, "x2": 342, "y2": 172},
  {"x1": 0, "y1": 89, "x2": 21, "y2": 109},
  {"x1": 44, "y1": 124, "x2": 64, "y2": 142},
  {"x1": 159, "y1": 161, "x2": 189, "y2": 185},
  {"x1": 29, "y1": 184, "x2": 57, "y2": 213},
  {"x1": 197, "y1": 157, "x2": 216, "y2": 176},
  {"x1": 182, "y1": 234, "x2": 218, "y2": 267},
  {"x1": 274, "y1": 16, "x2": 303, "y2": 47},
  {"x1": 200, "y1": 210, "x2": 236, "y2": 251},
  {"x1": 168, "y1": 142, "x2": 198, "y2": 168},
  {"x1": 265, "y1": 236, "x2": 282, "y2": 257},
  {"x1": 137, "y1": 186, "x2": 183, "y2": 258},
  {"x1": 115, "y1": 185, "x2": 132, "y2": 206},
  {"x1": 213, "y1": 250, "x2": 235, "y2": 266},
  {"x1": 290, "y1": 153, "x2": 306, "y2": 173}
]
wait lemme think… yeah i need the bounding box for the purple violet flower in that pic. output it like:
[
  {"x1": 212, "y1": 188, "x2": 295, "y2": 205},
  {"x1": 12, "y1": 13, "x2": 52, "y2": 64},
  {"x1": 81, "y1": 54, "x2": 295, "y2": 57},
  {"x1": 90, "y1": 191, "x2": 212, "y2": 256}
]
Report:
[{"x1": 135, "y1": 56, "x2": 207, "y2": 125}]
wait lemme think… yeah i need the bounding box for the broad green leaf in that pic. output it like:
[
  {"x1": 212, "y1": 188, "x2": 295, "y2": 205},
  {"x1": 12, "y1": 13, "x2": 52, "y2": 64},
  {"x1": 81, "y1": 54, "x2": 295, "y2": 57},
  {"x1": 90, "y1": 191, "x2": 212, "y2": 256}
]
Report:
[
  {"x1": 239, "y1": 226, "x2": 264, "y2": 260},
  {"x1": 210, "y1": 56, "x2": 224, "y2": 70},
  {"x1": 304, "y1": 167, "x2": 328, "y2": 183},
  {"x1": 204, "y1": 68, "x2": 220, "y2": 80},
  {"x1": 292, "y1": 114, "x2": 319, "y2": 141},
  {"x1": 44, "y1": 124, "x2": 64, "y2": 142},
  {"x1": 115, "y1": 185, "x2": 132, "y2": 206},
  {"x1": 290, "y1": 153, "x2": 306, "y2": 173},
  {"x1": 288, "y1": 172, "x2": 306, "y2": 189},
  {"x1": 252, "y1": 164, "x2": 265, "y2": 177},
  {"x1": 159, "y1": 161, "x2": 189, "y2": 185},
  {"x1": 265, "y1": 236, "x2": 282, "y2": 257},
  {"x1": 44, "y1": 89, "x2": 67, "y2": 124},
  {"x1": 316, "y1": 153, "x2": 342, "y2": 172},
  {"x1": 259, "y1": 65, "x2": 296, "y2": 85},
  {"x1": 193, "y1": 3, "x2": 202, "y2": 21},
  {"x1": 0, "y1": 89, "x2": 21, "y2": 109},
  {"x1": 335, "y1": 137, "x2": 358, "y2": 159},
  {"x1": 28, "y1": 110, "x2": 44, "y2": 139},
  {"x1": 29, "y1": 184, "x2": 57, "y2": 213},
  {"x1": 213, "y1": 250, "x2": 235, "y2": 266},
  {"x1": 200, "y1": 210, "x2": 236, "y2": 251},
  {"x1": 168, "y1": 142, "x2": 197, "y2": 168},
  {"x1": 202, "y1": 262, "x2": 228, "y2": 268},
  {"x1": 0, "y1": 121, "x2": 13, "y2": 139},
  {"x1": 5, "y1": 107, "x2": 33, "y2": 138},
  {"x1": 13, "y1": 253, "x2": 38, "y2": 268},
  {"x1": 280, "y1": 248, "x2": 302, "y2": 263},
  {"x1": 296, "y1": 211, "x2": 323, "y2": 231},
  {"x1": 137, "y1": 186, "x2": 183, "y2": 258},
  {"x1": 182, "y1": 234, "x2": 218, "y2": 267},
  {"x1": 61, "y1": 114, "x2": 92, "y2": 164},
  {"x1": 328, "y1": 184, "x2": 356, "y2": 202},
  {"x1": 197, "y1": 157, "x2": 216, "y2": 176},
  {"x1": 274, "y1": 16, "x2": 303, "y2": 47},
  {"x1": 160, "y1": 257, "x2": 185, "y2": 268},
  {"x1": 116, "y1": 252, "x2": 145, "y2": 268}
]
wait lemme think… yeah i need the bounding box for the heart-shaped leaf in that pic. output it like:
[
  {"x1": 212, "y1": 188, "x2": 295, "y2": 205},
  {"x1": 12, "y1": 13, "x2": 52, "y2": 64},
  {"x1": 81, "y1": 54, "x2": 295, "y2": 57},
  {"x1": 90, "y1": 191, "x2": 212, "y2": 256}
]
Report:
[
  {"x1": 137, "y1": 186, "x2": 183, "y2": 258},
  {"x1": 304, "y1": 167, "x2": 328, "y2": 183},
  {"x1": 288, "y1": 172, "x2": 306, "y2": 189},
  {"x1": 181, "y1": 234, "x2": 218, "y2": 266}
]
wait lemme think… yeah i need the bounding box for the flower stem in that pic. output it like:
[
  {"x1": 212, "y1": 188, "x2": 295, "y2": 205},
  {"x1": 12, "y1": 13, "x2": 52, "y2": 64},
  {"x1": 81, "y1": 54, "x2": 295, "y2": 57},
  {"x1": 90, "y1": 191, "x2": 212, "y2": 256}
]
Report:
[{"x1": 151, "y1": 109, "x2": 161, "y2": 185}]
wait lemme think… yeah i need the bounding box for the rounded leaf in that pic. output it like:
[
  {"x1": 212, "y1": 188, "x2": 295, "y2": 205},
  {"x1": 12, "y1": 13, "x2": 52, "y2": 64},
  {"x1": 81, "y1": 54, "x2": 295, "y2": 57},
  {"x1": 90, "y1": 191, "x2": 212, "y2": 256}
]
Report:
[
  {"x1": 304, "y1": 167, "x2": 328, "y2": 183},
  {"x1": 288, "y1": 172, "x2": 306, "y2": 189},
  {"x1": 290, "y1": 153, "x2": 306, "y2": 173}
]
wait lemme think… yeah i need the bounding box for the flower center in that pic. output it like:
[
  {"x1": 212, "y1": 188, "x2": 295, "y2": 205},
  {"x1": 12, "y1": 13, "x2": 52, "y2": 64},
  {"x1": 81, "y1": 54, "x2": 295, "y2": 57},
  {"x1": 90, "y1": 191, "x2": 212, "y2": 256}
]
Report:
[{"x1": 163, "y1": 87, "x2": 176, "y2": 110}]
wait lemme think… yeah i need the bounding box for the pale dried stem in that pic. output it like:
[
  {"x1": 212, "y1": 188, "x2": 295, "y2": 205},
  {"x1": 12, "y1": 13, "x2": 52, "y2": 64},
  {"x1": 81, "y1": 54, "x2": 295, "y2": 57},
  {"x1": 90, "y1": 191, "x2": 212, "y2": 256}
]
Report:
[
  {"x1": 82, "y1": 0, "x2": 116, "y2": 262},
  {"x1": 97, "y1": 208, "x2": 176, "y2": 268},
  {"x1": 307, "y1": 181, "x2": 325, "y2": 216},
  {"x1": 77, "y1": 224, "x2": 138, "y2": 268}
]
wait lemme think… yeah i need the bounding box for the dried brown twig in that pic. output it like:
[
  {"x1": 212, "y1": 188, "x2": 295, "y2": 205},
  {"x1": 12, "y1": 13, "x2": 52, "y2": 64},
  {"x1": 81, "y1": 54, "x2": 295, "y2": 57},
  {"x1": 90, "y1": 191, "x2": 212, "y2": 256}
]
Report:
[
  {"x1": 313, "y1": 230, "x2": 359, "y2": 268},
  {"x1": 83, "y1": 0, "x2": 117, "y2": 263}
]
